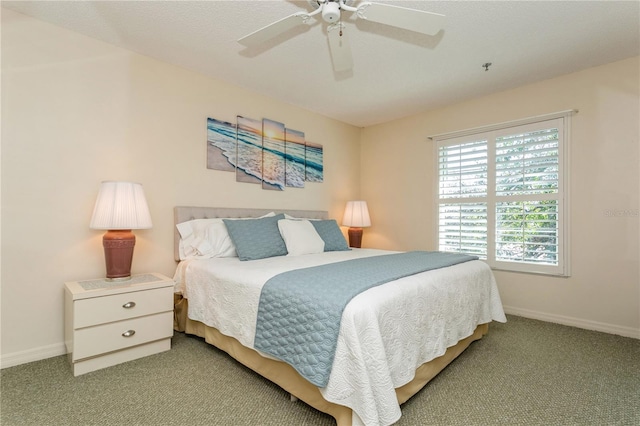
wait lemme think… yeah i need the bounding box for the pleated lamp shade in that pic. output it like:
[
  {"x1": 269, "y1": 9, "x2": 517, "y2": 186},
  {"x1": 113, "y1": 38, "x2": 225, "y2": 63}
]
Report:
[
  {"x1": 90, "y1": 181, "x2": 152, "y2": 230},
  {"x1": 342, "y1": 201, "x2": 371, "y2": 248},
  {"x1": 342, "y1": 201, "x2": 371, "y2": 228}
]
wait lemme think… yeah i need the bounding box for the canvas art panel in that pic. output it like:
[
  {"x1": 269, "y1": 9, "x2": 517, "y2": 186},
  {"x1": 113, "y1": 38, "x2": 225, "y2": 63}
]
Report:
[
  {"x1": 305, "y1": 141, "x2": 324, "y2": 183},
  {"x1": 262, "y1": 119, "x2": 286, "y2": 191},
  {"x1": 285, "y1": 128, "x2": 306, "y2": 188},
  {"x1": 206, "y1": 118, "x2": 236, "y2": 172},
  {"x1": 236, "y1": 116, "x2": 263, "y2": 184}
]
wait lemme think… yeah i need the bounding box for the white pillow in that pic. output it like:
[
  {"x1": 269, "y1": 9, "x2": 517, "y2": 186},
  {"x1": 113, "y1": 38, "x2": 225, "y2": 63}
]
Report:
[
  {"x1": 193, "y1": 221, "x2": 237, "y2": 258},
  {"x1": 177, "y1": 218, "x2": 227, "y2": 259},
  {"x1": 177, "y1": 212, "x2": 275, "y2": 260},
  {"x1": 277, "y1": 219, "x2": 325, "y2": 256}
]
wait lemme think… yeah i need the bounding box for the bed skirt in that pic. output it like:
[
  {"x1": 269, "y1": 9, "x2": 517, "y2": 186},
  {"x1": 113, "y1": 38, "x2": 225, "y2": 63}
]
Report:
[{"x1": 174, "y1": 294, "x2": 489, "y2": 426}]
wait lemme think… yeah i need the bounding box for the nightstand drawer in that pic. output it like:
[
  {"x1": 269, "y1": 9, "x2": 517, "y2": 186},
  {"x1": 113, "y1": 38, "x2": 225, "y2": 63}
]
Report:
[
  {"x1": 74, "y1": 286, "x2": 173, "y2": 328},
  {"x1": 73, "y1": 311, "x2": 173, "y2": 361}
]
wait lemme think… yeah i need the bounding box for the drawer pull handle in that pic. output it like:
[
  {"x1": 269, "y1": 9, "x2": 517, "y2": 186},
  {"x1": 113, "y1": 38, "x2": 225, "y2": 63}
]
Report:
[
  {"x1": 122, "y1": 302, "x2": 136, "y2": 309},
  {"x1": 122, "y1": 330, "x2": 136, "y2": 338}
]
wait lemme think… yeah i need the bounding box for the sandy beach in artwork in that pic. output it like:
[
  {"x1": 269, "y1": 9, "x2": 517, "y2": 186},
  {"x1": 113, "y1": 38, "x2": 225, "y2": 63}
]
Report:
[
  {"x1": 207, "y1": 143, "x2": 280, "y2": 189},
  {"x1": 207, "y1": 143, "x2": 235, "y2": 172}
]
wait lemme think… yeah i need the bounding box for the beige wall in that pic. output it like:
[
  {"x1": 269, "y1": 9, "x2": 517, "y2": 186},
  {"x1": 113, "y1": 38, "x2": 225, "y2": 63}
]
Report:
[
  {"x1": 361, "y1": 56, "x2": 640, "y2": 337},
  {"x1": 0, "y1": 9, "x2": 361, "y2": 364},
  {"x1": 2, "y1": 9, "x2": 638, "y2": 367}
]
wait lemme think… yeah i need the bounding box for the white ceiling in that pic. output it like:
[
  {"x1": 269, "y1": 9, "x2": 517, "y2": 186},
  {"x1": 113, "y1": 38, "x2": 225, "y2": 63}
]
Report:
[{"x1": 3, "y1": 0, "x2": 639, "y2": 127}]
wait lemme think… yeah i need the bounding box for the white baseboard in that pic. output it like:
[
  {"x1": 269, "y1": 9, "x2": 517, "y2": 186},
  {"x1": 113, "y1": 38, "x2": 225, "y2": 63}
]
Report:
[
  {"x1": 0, "y1": 343, "x2": 67, "y2": 369},
  {"x1": 503, "y1": 305, "x2": 640, "y2": 339}
]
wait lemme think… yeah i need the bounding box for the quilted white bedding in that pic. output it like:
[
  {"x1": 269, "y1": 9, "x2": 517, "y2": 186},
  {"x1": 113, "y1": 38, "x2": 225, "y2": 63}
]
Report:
[{"x1": 174, "y1": 249, "x2": 506, "y2": 426}]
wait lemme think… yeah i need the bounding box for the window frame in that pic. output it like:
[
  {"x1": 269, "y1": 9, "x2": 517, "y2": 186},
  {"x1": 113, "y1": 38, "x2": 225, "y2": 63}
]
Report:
[{"x1": 432, "y1": 111, "x2": 573, "y2": 277}]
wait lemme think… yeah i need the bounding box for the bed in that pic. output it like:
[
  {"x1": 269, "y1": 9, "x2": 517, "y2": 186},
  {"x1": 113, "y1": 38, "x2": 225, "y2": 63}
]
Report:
[{"x1": 172, "y1": 206, "x2": 506, "y2": 426}]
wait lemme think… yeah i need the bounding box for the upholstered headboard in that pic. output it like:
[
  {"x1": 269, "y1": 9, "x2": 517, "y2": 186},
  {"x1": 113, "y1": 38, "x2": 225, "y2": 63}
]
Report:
[{"x1": 174, "y1": 206, "x2": 329, "y2": 261}]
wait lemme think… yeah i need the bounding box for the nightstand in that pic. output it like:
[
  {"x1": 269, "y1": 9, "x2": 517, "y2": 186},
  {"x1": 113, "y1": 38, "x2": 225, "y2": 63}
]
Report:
[{"x1": 64, "y1": 272, "x2": 174, "y2": 376}]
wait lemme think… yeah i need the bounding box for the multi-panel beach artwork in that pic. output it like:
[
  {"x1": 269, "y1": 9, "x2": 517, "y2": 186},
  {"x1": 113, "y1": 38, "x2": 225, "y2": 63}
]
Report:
[{"x1": 207, "y1": 116, "x2": 323, "y2": 191}]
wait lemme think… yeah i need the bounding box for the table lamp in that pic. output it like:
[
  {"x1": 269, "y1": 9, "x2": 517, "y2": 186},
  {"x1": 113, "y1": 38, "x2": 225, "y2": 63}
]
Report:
[
  {"x1": 342, "y1": 200, "x2": 371, "y2": 248},
  {"x1": 89, "y1": 181, "x2": 152, "y2": 281}
]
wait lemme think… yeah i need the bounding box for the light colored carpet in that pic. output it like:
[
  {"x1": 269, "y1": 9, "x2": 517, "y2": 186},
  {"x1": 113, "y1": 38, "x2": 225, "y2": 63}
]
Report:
[{"x1": 1, "y1": 315, "x2": 639, "y2": 425}]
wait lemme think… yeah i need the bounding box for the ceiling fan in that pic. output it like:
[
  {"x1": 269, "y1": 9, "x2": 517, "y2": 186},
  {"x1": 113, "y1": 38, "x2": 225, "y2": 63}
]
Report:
[{"x1": 238, "y1": 0, "x2": 445, "y2": 72}]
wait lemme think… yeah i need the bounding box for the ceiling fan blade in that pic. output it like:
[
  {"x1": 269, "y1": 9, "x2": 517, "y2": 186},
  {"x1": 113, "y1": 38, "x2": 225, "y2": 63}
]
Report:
[
  {"x1": 327, "y1": 23, "x2": 353, "y2": 72},
  {"x1": 356, "y1": 2, "x2": 445, "y2": 36},
  {"x1": 238, "y1": 12, "x2": 311, "y2": 47}
]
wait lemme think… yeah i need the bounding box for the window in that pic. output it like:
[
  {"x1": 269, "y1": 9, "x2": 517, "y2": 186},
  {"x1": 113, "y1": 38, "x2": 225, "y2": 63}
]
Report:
[{"x1": 434, "y1": 112, "x2": 571, "y2": 276}]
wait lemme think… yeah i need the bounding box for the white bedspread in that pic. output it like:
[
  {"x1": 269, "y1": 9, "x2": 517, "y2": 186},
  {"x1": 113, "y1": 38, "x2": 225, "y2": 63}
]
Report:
[{"x1": 174, "y1": 249, "x2": 506, "y2": 426}]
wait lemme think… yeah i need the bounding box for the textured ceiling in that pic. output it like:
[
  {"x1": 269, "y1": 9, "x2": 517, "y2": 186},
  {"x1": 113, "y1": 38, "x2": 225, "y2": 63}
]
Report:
[{"x1": 3, "y1": 0, "x2": 639, "y2": 127}]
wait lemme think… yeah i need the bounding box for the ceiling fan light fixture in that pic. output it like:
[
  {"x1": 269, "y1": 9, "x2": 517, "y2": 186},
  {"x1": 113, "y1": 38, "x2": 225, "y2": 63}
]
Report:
[{"x1": 322, "y1": 2, "x2": 341, "y2": 23}]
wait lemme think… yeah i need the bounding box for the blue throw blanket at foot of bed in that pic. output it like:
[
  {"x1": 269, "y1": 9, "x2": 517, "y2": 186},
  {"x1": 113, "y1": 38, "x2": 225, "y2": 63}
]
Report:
[{"x1": 253, "y1": 251, "x2": 478, "y2": 387}]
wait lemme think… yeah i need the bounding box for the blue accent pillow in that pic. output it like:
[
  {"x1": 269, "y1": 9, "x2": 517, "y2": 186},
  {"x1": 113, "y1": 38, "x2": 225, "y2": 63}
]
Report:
[
  {"x1": 310, "y1": 220, "x2": 350, "y2": 252},
  {"x1": 223, "y1": 214, "x2": 288, "y2": 261}
]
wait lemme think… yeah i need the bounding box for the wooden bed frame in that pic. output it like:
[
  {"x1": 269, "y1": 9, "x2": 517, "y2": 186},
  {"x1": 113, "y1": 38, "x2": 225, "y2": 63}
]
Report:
[{"x1": 173, "y1": 206, "x2": 489, "y2": 425}]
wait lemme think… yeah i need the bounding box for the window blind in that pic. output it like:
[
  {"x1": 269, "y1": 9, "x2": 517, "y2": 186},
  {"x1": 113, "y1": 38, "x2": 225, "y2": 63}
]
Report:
[{"x1": 436, "y1": 115, "x2": 569, "y2": 276}]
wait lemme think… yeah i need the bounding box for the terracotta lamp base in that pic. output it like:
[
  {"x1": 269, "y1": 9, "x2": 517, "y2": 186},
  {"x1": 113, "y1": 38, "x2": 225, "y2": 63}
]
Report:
[
  {"x1": 348, "y1": 227, "x2": 364, "y2": 248},
  {"x1": 103, "y1": 230, "x2": 135, "y2": 281}
]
